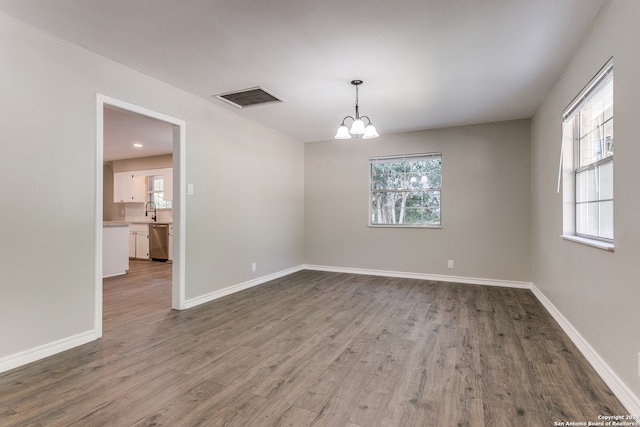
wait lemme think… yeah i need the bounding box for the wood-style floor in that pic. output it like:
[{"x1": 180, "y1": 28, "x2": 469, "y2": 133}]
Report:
[{"x1": 0, "y1": 261, "x2": 626, "y2": 426}]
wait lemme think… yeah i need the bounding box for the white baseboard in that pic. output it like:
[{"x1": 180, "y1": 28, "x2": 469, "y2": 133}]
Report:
[
  {"x1": 183, "y1": 265, "x2": 305, "y2": 309},
  {"x1": 102, "y1": 272, "x2": 126, "y2": 279},
  {"x1": 0, "y1": 330, "x2": 99, "y2": 374},
  {"x1": 303, "y1": 264, "x2": 533, "y2": 289},
  {"x1": 530, "y1": 284, "x2": 640, "y2": 415}
]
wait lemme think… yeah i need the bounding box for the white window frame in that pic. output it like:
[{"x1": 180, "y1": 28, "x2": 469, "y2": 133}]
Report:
[
  {"x1": 369, "y1": 153, "x2": 442, "y2": 228},
  {"x1": 148, "y1": 175, "x2": 172, "y2": 210},
  {"x1": 561, "y1": 59, "x2": 613, "y2": 250}
]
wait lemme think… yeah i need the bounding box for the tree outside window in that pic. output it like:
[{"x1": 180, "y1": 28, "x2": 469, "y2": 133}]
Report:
[{"x1": 370, "y1": 153, "x2": 441, "y2": 227}]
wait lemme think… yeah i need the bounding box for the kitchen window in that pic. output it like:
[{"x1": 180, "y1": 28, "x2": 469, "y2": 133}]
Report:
[
  {"x1": 370, "y1": 153, "x2": 442, "y2": 227},
  {"x1": 148, "y1": 175, "x2": 172, "y2": 209},
  {"x1": 561, "y1": 59, "x2": 613, "y2": 247}
]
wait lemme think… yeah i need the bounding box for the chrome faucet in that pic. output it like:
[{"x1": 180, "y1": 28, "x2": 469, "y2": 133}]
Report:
[{"x1": 145, "y1": 201, "x2": 157, "y2": 222}]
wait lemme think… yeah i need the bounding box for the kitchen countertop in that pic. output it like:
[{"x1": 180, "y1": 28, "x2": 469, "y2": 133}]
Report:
[
  {"x1": 103, "y1": 221, "x2": 173, "y2": 226},
  {"x1": 103, "y1": 222, "x2": 129, "y2": 227}
]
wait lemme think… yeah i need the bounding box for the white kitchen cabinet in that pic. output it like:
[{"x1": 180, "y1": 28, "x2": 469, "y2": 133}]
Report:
[
  {"x1": 129, "y1": 223, "x2": 149, "y2": 259},
  {"x1": 103, "y1": 224, "x2": 129, "y2": 277},
  {"x1": 135, "y1": 232, "x2": 149, "y2": 259},
  {"x1": 113, "y1": 173, "x2": 128, "y2": 203},
  {"x1": 113, "y1": 172, "x2": 146, "y2": 203},
  {"x1": 128, "y1": 231, "x2": 136, "y2": 258}
]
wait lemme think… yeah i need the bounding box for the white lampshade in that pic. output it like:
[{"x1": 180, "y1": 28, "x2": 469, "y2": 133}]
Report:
[
  {"x1": 350, "y1": 119, "x2": 365, "y2": 135},
  {"x1": 335, "y1": 124, "x2": 351, "y2": 139},
  {"x1": 363, "y1": 124, "x2": 379, "y2": 139}
]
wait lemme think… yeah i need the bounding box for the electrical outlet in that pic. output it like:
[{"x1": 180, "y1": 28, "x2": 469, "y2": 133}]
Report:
[
  {"x1": 252, "y1": 262, "x2": 257, "y2": 272},
  {"x1": 448, "y1": 260, "x2": 455, "y2": 269}
]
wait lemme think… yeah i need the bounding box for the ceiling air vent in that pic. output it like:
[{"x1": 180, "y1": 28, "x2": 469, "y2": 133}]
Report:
[{"x1": 214, "y1": 87, "x2": 283, "y2": 109}]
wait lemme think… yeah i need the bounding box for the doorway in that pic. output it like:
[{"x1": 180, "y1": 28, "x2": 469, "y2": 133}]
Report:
[{"x1": 95, "y1": 94, "x2": 186, "y2": 338}]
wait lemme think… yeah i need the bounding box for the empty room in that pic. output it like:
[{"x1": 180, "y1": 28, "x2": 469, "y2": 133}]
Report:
[{"x1": 1, "y1": 0, "x2": 639, "y2": 425}]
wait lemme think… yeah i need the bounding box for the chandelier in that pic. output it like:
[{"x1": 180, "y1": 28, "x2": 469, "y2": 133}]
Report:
[{"x1": 334, "y1": 80, "x2": 379, "y2": 139}]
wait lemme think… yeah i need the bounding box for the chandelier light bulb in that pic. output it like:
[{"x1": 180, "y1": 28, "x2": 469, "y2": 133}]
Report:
[
  {"x1": 350, "y1": 119, "x2": 365, "y2": 135},
  {"x1": 335, "y1": 124, "x2": 351, "y2": 139},
  {"x1": 363, "y1": 123, "x2": 379, "y2": 139}
]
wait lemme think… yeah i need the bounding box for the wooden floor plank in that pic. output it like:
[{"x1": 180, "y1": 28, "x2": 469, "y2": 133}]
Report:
[{"x1": 0, "y1": 261, "x2": 627, "y2": 426}]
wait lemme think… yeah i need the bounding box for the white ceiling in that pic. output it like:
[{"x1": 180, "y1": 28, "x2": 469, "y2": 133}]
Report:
[
  {"x1": 103, "y1": 106, "x2": 174, "y2": 161},
  {"x1": 0, "y1": 0, "x2": 607, "y2": 147}
]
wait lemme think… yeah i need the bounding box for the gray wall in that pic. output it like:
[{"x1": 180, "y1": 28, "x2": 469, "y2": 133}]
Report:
[
  {"x1": 531, "y1": 0, "x2": 640, "y2": 398},
  {"x1": 111, "y1": 154, "x2": 173, "y2": 173},
  {"x1": 103, "y1": 163, "x2": 124, "y2": 222},
  {"x1": 0, "y1": 12, "x2": 304, "y2": 359},
  {"x1": 304, "y1": 120, "x2": 532, "y2": 282}
]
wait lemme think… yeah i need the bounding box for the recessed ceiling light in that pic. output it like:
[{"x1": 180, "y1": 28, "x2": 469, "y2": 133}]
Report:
[{"x1": 133, "y1": 143, "x2": 143, "y2": 148}]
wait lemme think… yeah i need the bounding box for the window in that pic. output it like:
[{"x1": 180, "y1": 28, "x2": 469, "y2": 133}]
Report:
[
  {"x1": 148, "y1": 175, "x2": 172, "y2": 209},
  {"x1": 370, "y1": 153, "x2": 442, "y2": 227},
  {"x1": 562, "y1": 60, "x2": 613, "y2": 244}
]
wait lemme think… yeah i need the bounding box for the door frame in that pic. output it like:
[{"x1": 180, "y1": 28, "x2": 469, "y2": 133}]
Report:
[{"x1": 95, "y1": 94, "x2": 186, "y2": 337}]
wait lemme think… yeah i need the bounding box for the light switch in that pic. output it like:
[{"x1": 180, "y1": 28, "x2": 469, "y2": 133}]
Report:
[{"x1": 187, "y1": 183, "x2": 194, "y2": 195}]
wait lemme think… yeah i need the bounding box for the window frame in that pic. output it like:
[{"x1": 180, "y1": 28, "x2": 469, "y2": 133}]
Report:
[
  {"x1": 561, "y1": 59, "x2": 613, "y2": 248},
  {"x1": 148, "y1": 174, "x2": 172, "y2": 210},
  {"x1": 369, "y1": 152, "x2": 442, "y2": 228}
]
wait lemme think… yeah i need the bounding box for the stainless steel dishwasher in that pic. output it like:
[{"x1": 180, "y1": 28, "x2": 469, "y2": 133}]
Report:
[{"x1": 149, "y1": 223, "x2": 169, "y2": 261}]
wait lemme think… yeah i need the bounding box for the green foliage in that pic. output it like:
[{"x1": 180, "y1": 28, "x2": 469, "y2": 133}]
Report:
[{"x1": 370, "y1": 157, "x2": 441, "y2": 225}]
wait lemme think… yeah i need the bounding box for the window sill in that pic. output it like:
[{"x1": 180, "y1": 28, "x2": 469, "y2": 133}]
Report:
[
  {"x1": 561, "y1": 235, "x2": 614, "y2": 252},
  {"x1": 369, "y1": 224, "x2": 442, "y2": 229}
]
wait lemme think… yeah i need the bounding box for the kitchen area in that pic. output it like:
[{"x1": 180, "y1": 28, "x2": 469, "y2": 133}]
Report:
[
  {"x1": 101, "y1": 106, "x2": 176, "y2": 278},
  {"x1": 102, "y1": 163, "x2": 174, "y2": 277}
]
